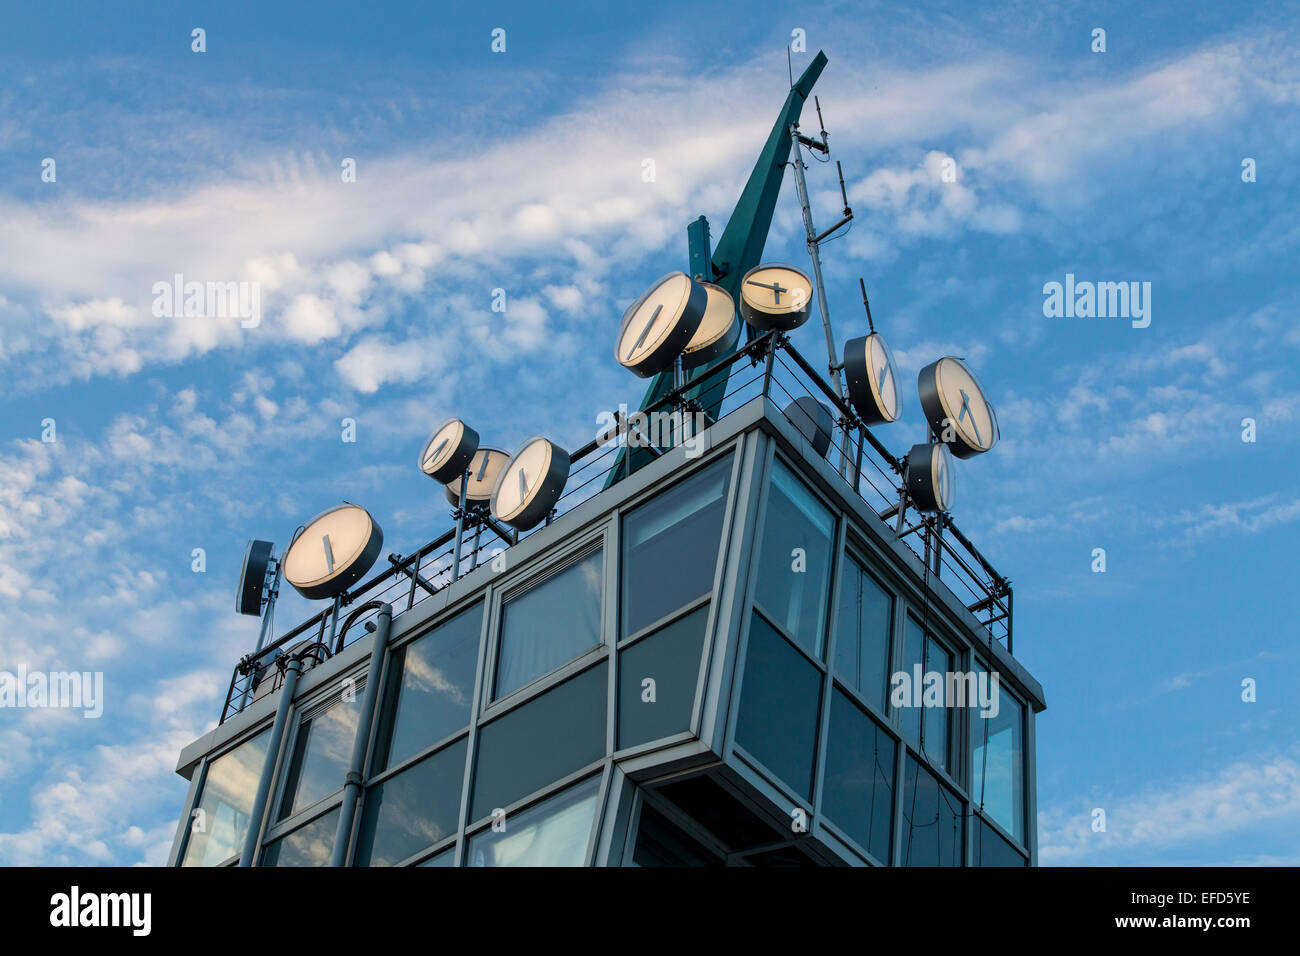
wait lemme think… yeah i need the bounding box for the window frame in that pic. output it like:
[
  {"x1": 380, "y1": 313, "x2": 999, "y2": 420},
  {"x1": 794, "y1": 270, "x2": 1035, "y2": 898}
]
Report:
[
  {"x1": 483, "y1": 527, "x2": 611, "y2": 712},
  {"x1": 176, "y1": 724, "x2": 274, "y2": 868}
]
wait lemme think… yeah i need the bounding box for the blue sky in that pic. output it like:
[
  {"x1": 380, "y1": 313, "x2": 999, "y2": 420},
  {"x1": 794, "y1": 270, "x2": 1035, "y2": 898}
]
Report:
[{"x1": 1, "y1": 0, "x2": 1298, "y2": 865}]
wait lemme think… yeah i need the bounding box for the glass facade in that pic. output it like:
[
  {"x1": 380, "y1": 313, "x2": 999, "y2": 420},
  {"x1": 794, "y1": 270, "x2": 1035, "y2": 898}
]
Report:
[
  {"x1": 354, "y1": 737, "x2": 467, "y2": 866},
  {"x1": 180, "y1": 729, "x2": 270, "y2": 866},
  {"x1": 618, "y1": 605, "x2": 708, "y2": 749},
  {"x1": 833, "y1": 557, "x2": 893, "y2": 711},
  {"x1": 278, "y1": 696, "x2": 361, "y2": 820},
  {"x1": 752, "y1": 461, "x2": 835, "y2": 658},
  {"x1": 622, "y1": 457, "x2": 731, "y2": 637},
  {"x1": 970, "y1": 661, "x2": 1025, "y2": 844},
  {"x1": 900, "y1": 754, "x2": 964, "y2": 867},
  {"x1": 375, "y1": 602, "x2": 480, "y2": 772},
  {"x1": 467, "y1": 775, "x2": 601, "y2": 866},
  {"x1": 495, "y1": 549, "x2": 603, "y2": 698},
  {"x1": 823, "y1": 688, "x2": 895, "y2": 862},
  {"x1": 899, "y1": 617, "x2": 953, "y2": 774},
  {"x1": 261, "y1": 808, "x2": 338, "y2": 867}
]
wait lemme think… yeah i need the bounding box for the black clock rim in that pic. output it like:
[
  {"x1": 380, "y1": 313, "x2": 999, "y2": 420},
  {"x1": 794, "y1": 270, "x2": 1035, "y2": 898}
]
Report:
[
  {"x1": 843, "y1": 333, "x2": 900, "y2": 426},
  {"x1": 490, "y1": 437, "x2": 572, "y2": 531},
  {"x1": 236, "y1": 539, "x2": 274, "y2": 615},
  {"x1": 917, "y1": 357, "x2": 995, "y2": 460},
  {"x1": 420, "y1": 417, "x2": 480, "y2": 484},
  {"x1": 905, "y1": 442, "x2": 953, "y2": 513},
  {"x1": 284, "y1": 506, "x2": 385, "y2": 601},
  {"x1": 737, "y1": 262, "x2": 814, "y2": 332},
  {"x1": 615, "y1": 271, "x2": 708, "y2": 378},
  {"x1": 681, "y1": 282, "x2": 741, "y2": 370}
]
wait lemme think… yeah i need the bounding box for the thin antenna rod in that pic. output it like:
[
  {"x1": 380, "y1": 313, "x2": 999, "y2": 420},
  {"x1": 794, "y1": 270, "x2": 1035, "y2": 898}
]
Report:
[{"x1": 859, "y1": 277, "x2": 875, "y2": 334}]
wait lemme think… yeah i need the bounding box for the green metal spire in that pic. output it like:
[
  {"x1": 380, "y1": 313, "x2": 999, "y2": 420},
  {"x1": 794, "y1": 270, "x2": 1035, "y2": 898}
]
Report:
[{"x1": 608, "y1": 52, "x2": 828, "y2": 485}]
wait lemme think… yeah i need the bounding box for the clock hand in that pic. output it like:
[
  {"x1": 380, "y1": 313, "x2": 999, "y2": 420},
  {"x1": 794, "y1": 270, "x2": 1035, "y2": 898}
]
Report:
[
  {"x1": 476, "y1": 453, "x2": 489, "y2": 482},
  {"x1": 745, "y1": 279, "x2": 788, "y2": 304},
  {"x1": 518, "y1": 468, "x2": 528, "y2": 500},
  {"x1": 958, "y1": 389, "x2": 983, "y2": 446},
  {"x1": 627, "y1": 304, "x2": 663, "y2": 359},
  {"x1": 877, "y1": 363, "x2": 891, "y2": 397},
  {"x1": 322, "y1": 534, "x2": 335, "y2": 573},
  {"x1": 423, "y1": 437, "x2": 449, "y2": 466}
]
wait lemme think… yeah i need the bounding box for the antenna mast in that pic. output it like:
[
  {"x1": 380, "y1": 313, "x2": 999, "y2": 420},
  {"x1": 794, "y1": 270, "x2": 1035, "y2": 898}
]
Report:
[{"x1": 788, "y1": 94, "x2": 854, "y2": 470}]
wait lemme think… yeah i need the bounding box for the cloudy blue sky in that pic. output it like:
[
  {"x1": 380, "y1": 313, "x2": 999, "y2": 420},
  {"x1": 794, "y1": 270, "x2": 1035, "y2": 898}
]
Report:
[{"x1": 1, "y1": 0, "x2": 1298, "y2": 865}]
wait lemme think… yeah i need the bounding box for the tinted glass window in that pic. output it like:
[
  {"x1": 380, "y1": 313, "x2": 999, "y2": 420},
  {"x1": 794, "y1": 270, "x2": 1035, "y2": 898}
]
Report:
[
  {"x1": 376, "y1": 602, "x2": 481, "y2": 772},
  {"x1": 418, "y1": 847, "x2": 456, "y2": 866},
  {"x1": 618, "y1": 605, "x2": 708, "y2": 749},
  {"x1": 278, "y1": 696, "x2": 361, "y2": 819},
  {"x1": 833, "y1": 558, "x2": 893, "y2": 710},
  {"x1": 898, "y1": 618, "x2": 953, "y2": 773},
  {"x1": 970, "y1": 661, "x2": 1025, "y2": 843},
  {"x1": 468, "y1": 775, "x2": 601, "y2": 867},
  {"x1": 975, "y1": 815, "x2": 1027, "y2": 866},
  {"x1": 900, "y1": 755, "x2": 964, "y2": 866},
  {"x1": 354, "y1": 737, "x2": 467, "y2": 866},
  {"x1": 181, "y1": 729, "x2": 270, "y2": 867},
  {"x1": 622, "y1": 457, "x2": 731, "y2": 637},
  {"x1": 260, "y1": 809, "x2": 338, "y2": 867},
  {"x1": 735, "y1": 612, "x2": 821, "y2": 800},
  {"x1": 753, "y1": 462, "x2": 835, "y2": 658},
  {"x1": 496, "y1": 550, "x2": 603, "y2": 698},
  {"x1": 823, "y1": 689, "x2": 895, "y2": 863},
  {"x1": 471, "y1": 663, "x2": 607, "y2": 821}
]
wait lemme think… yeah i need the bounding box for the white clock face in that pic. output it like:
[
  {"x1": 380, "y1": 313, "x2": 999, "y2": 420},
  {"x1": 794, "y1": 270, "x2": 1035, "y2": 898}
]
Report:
[
  {"x1": 845, "y1": 332, "x2": 901, "y2": 425},
  {"x1": 931, "y1": 442, "x2": 954, "y2": 511},
  {"x1": 738, "y1": 263, "x2": 814, "y2": 331},
  {"x1": 867, "y1": 335, "x2": 900, "y2": 422},
  {"x1": 491, "y1": 437, "x2": 570, "y2": 530},
  {"x1": 615, "y1": 272, "x2": 706, "y2": 377},
  {"x1": 918, "y1": 357, "x2": 999, "y2": 458},
  {"x1": 283, "y1": 504, "x2": 383, "y2": 599},
  {"x1": 681, "y1": 282, "x2": 739, "y2": 369},
  {"x1": 420, "y1": 417, "x2": 478, "y2": 483},
  {"x1": 446, "y1": 447, "x2": 509, "y2": 505}
]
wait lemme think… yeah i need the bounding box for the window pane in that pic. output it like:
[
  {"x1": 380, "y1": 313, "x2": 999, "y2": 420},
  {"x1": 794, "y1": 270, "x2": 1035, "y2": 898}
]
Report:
[
  {"x1": 974, "y1": 815, "x2": 1027, "y2": 866},
  {"x1": 823, "y1": 689, "x2": 895, "y2": 863},
  {"x1": 735, "y1": 612, "x2": 821, "y2": 800},
  {"x1": 833, "y1": 558, "x2": 892, "y2": 710},
  {"x1": 468, "y1": 775, "x2": 601, "y2": 867},
  {"x1": 418, "y1": 847, "x2": 456, "y2": 866},
  {"x1": 970, "y1": 662, "x2": 1025, "y2": 843},
  {"x1": 496, "y1": 550, "x2": 603, "y2": 698},
  {"x1": 622, "y1": 456, "x2": 731, "y2": 636},
  {"x1": 898, "y1": 618, "x2": 953, "y2": 773},
  {"x1": 753, "y1": 462, "x2": 835, "y2": 658},
  {"x1": 900, "y1": 755, "x2": 964, "y2": 866},
  {"x1": 261, "y1": 809, "x2": 339, "y2": 867},
  {"x1": 278, "y1": 696, "x2": 361, "y2": 819},
  {"x1": 376, "y1": 602, "x2": 481, "y2": 772},
  {"x1": 472, "y1": 663, "x2": 607, "y2": 821},
  {"x1": 180, "y1": 729, "x2": 270, "y2": 867},
  {"x1": 354, "y1": 737, "x2": 467, "y2": 866},
  {"x1": 618, "y1": 605, "x2": 707, "y2": 749}
]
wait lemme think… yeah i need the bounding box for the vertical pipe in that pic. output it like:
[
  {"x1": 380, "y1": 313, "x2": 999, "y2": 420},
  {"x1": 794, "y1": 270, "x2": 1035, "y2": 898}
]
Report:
[
  {"x1": 238, "y1": 656, "x2": 303, "y2": 866},
  {"x1": 452, "y1": 471, "x2": 469, "y2": 582},
  {"x1": 327, "y1": 594, "x2": 342, "y2": 654},
  {"x1": 788, "y1": 124, "x2": 850, "y2": 475},
  {"x1": 330, "y1": 604, "x2": 392, "y2": 867}
]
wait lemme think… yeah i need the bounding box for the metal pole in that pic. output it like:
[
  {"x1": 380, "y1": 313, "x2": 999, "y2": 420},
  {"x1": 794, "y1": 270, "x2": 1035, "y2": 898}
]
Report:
[
  {"x1": 327, "y1": 594, "x2": 342, "y2": 653},
  {"x1": 238, "y1": 560, "x2": 281, "y2": 713},
  {"x1": 788, "y1": 124, "x2": 849, "y2": 475},
  {"x1": 452, "y1": 471, "x2": 469, "y2": 582},
  {"x1": 238, "y1": 655, "x2": 303, "y2": 866},
  {"x1": 331, "y1": 604, "x2": 392, "y2": 867}
]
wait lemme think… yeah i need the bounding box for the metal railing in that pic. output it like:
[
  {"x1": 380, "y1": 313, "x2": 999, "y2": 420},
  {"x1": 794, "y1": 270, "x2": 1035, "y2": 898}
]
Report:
[{"x1": 219, "y1": 330, "x2": 1012, "y2": 723}]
